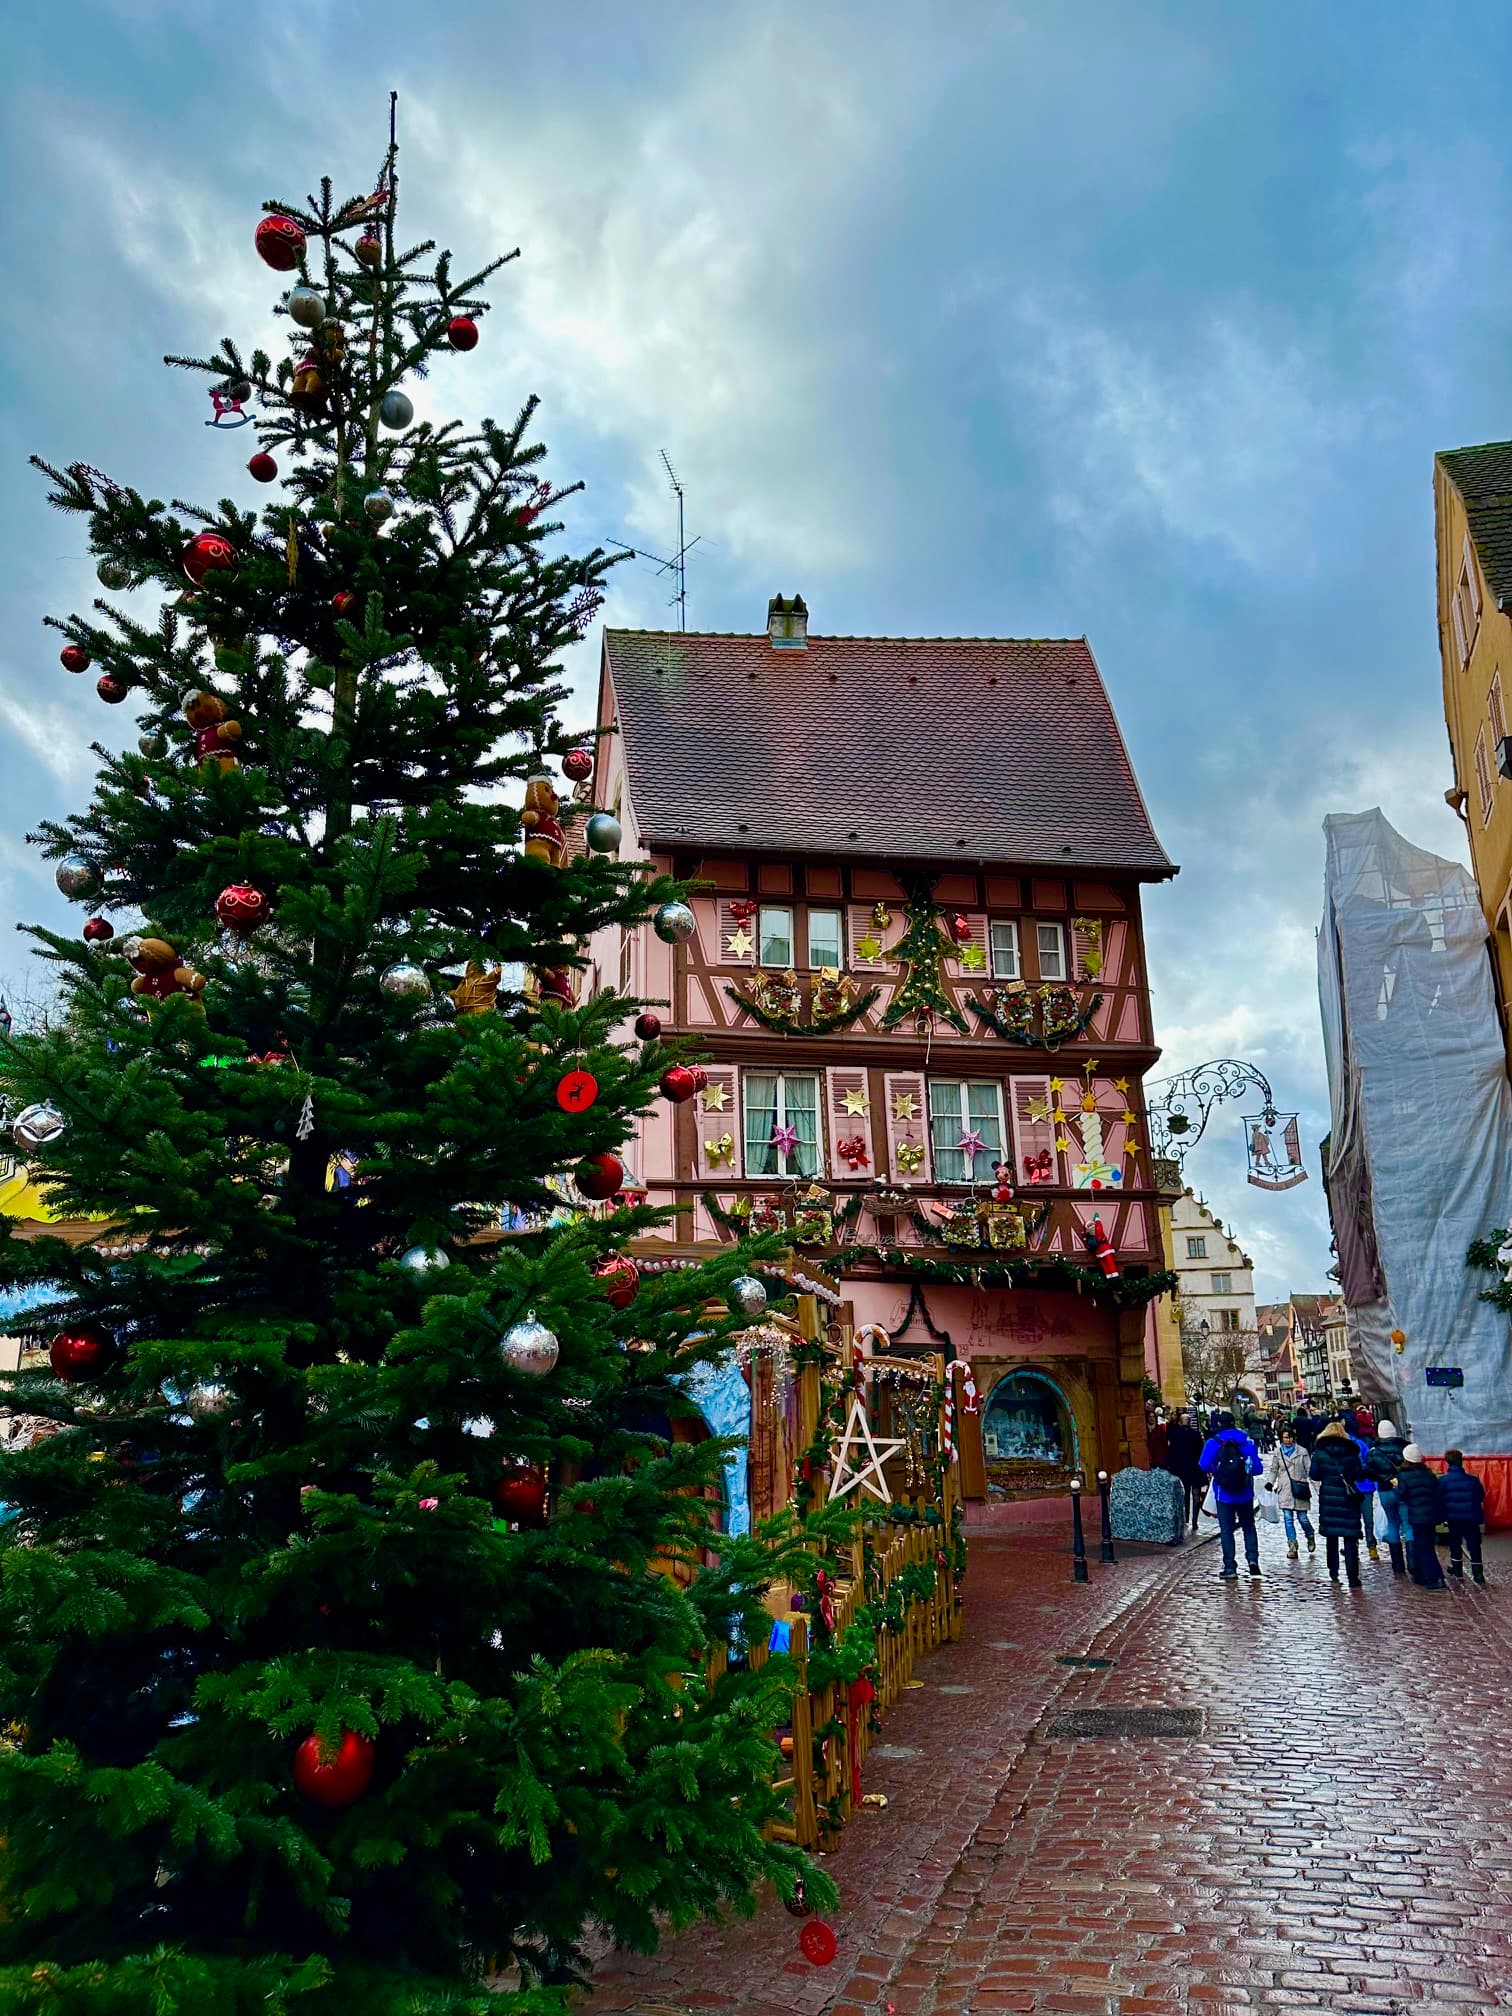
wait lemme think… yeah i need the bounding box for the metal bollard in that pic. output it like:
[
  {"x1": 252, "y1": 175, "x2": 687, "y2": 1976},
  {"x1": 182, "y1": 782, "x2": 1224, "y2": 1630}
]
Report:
[
  {"x1": 1070, "y1": 1474, "x2": 1089, "y2": 1582},
  {"x1": 1097, "y1": 1469, "x2": 1116, "y2": 1563}
]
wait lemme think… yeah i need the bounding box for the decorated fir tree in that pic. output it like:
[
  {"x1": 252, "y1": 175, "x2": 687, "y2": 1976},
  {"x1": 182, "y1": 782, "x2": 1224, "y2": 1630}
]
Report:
[{"x1": 0, "y1": 108, "x2": 828, "y2": 2013}]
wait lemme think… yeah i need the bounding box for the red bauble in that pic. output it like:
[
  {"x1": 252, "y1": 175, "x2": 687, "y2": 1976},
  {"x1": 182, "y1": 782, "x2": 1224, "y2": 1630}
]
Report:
[
  {"x1": 660, "y1": 1065, "x2": 698, "y2": 1105},
  {"x1": 292, "y1": 1729, "x2": 375, "y2": 1807},
  {"x1": 255, "y1": 214, "x2": 306, "y2": 272},
  {"x1": 496, "y1": 1466, "x2": 549, "y2": 1525},
  {"x1": 332, "y1": 590, "x2": 356, "y2": 616},
  {"x1": 690, "y1": 1066, "x2": 708, "y2": 1092},
  {"x1": 575, "y1": 1151, "x2": 624, "y2": 1200},
  {"x1": 447, "y1": 315, "x2": 479, "y2": 351},
  {"x1": 354, "y1": 230, "x2": 382, "y2": 269},
  {"x1": 248, "y1": 451, "x2": 278, "y2": 483},
  {"x1": 555, "y1": 1069, "x2": 599, "y2": 1114},
  {"x1": 799, "y1": 1921, "x2": 838, "y2": 1966},
  {"x1": 950, "y1": 913, "x2": 972, "y2": 943},
  {"x1": 82, "y1": 918, "x2": 114, "y2": 943},
  {"x1": 49, "y1": 1325, "x2": 114, "y2": 1381},
  {"x1": 60, "y1": 645, "x2": 91, "y2": 674},
  {"x1": 96, "y1": 676, "x2": 128, "y2": 705},
  {"x1": 562, "y1": 748, "x2": 594, "y2": 783},
  {"x1": 215, "y1": 883, "x2": 270, "y2": 934},
  {"x1": 182, "y1": 532, "x2": 237, "y2": 586},
  {"x1": 633, "y1": 1011, "x2": 662, "y2": 1042},
  {"x1": 594, "y1": 1253, "x2": 640, "y2": 1311}
]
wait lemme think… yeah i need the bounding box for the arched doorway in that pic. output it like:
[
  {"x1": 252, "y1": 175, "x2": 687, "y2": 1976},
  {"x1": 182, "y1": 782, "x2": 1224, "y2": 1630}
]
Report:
[{"x1": 981, "y1": 1369, "x2": 1080, "y2": 1499}]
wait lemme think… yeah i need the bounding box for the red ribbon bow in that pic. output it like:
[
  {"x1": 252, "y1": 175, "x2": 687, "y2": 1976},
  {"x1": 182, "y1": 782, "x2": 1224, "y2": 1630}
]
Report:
[
  {"x1": 1024, "y1": 1149, "x2": 1054, "y2": 1184},
  {"x1": 836, "y1": 1133, "x2": 870, "y2": 1170}
]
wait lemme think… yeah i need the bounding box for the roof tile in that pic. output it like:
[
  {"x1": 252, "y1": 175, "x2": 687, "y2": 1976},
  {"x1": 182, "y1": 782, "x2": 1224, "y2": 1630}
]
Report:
[{"x1": 1438, "y1": 442, "x2": 1512, "y2": 604}]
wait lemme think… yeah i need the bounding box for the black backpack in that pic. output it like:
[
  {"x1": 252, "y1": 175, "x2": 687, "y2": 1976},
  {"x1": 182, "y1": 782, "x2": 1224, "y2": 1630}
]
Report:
[{"x1": 1213, "y1": 1436, "x2": 1252, "y2": 1495}]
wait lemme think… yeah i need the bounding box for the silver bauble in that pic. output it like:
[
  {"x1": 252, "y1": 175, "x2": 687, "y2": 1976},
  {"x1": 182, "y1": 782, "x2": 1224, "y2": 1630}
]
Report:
[
  {"x1": 364, "y1": 487, "x2": 396, "y2": 526},
  {"x1": 728, "y1": 1274, "x2": 768, "y2": 1320},
  {"x1": 653, "y1": 901, "x2": 696, "y2": 945},
  {"x1": 185, "y1": 1379, "x2": 232, "y2": 1421},
  {"x1": 287, "y1": 285, "x2": 325, "y2": 329},
  {"x1": 55, "y1": 854, "x2": 100, "y2": 899},
  {"x1": 499, "y1": 1310, "x2": 560, "y2": 1379},
  {"x1": 139, "y1": 731, "x2": 166, "y2": 759},
  {"x1": 97, "y1": 558, "x2": 132, "y2": 591},
  {"x1": 379, "y1": 960, "x2": 431, "y2": 1001},
  {"x1": 379, "y1": 389, "x2": 414, "y2": 430},
  {"x1": 398, "y1": 1243, "x2": 450, "y2": 1279},
  {"x1": 13, "y1": 1103, "x2": 66, "y2": 1154},
  {"x1": 585, "y1": 812, "x2": 622, "y2": 854}
]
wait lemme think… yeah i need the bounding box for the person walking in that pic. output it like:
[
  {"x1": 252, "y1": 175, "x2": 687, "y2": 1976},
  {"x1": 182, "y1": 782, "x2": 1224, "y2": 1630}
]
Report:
[
  {"x1": 1200, "y1": 1409, "x2": 1264, "y2": 1583},
  {"x1": 1147, "y1": 1411, "x2": 1169, "y2": 1471},
  {"x1": 1265, "y1": 1426, "x2": 1316, "y2": 1559},
  {"x1": 1292, "y1": 1401, "x2": 1319, "y2": 1452},
  {"x1": 1309, "y1": 1421, "x2": 1366, "y2": 1589},
  {"x1": 1346, "y1": 1419, "x2": 1380, "y2": 1561},
  {"x1": 1440, "y1": 1451, "x2": 1488, "y2": 1585},
  {"x1": 1366, "y1": 1420, "x2": 1411, "y2": 1576},
  {"x1": 1165, "y1": 1410, "x2": 1204, "y2": 1533},
  {"x1": 1395, "y1": 1444, "x2": 1448, "y2": 1589}
]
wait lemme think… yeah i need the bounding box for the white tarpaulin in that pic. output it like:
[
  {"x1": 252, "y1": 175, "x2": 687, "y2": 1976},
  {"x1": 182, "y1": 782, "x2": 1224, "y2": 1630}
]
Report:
[{"x1": 1318, "y1": 808, "x2": 1512, "y2": 1455}]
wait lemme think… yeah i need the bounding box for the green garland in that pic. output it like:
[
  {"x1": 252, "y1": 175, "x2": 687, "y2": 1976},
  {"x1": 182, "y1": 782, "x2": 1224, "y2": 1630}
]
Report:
[
  {"x1": 880, "y1": 886, "x2": 969, "y2": 1034},
  {"x1": 725, "y1": 980, "x2": 881, "y2": 1035},
  {"x1": 968, "y1": 988, "x2": 1103, "y2": 1050},
  {"x1": 1467, "y1": 1229, "x2": 1512, "y2": 1309},
  {"x1": 699, "y1": 1188, "x2": 867, "y2": 1241},
  {"x1": 837, "y1": 1244, "x2": 1178, "y2": 1307},
  {"x1": 906, "y1": 1200, "x2": 1052, "y2": 1252}
]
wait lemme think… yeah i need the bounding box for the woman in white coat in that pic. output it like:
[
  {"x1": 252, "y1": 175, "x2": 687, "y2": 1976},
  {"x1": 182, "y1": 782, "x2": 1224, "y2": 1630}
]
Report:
[{"x1": 1266, "y1": 1424, "x2": 1317, "y2": 1558}]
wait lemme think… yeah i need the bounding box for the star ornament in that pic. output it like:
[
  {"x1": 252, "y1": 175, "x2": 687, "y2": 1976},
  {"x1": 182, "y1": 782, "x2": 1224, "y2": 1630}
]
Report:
[
  {"x1": 891, "y1": 1090, "x2": 919, "y2": 1121},
  {"x1": 957, "y1": 1128, "x2": 986, "y2": 1166},
  {"x1": 770, "y1": 1123, "x2": 800, "y2": 1159},
  {"x1": 827, "y1": 1394, "x2": 906, "y2": 1504},
  {"x1": 726, "y1": 928, "x2": 753, "y2": 960},
  {"x1": 855, "y1": 933, "x2": 883, "y2": 961},
  {"x1": 957, "y1": 941, "x2": 986, "y2": 972},
  {"x1": 841, "y1": 1086, "x2": 870, "y2": 1116},
  {"x1": 701, "y1": 1083, "x2": 729, "y2": 1111}
]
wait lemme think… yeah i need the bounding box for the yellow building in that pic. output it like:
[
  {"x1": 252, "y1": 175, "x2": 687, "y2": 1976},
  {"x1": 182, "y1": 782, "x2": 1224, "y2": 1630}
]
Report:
[{"x1": 1435, "y1": 443, "x2": 1512, "y2": 1037}]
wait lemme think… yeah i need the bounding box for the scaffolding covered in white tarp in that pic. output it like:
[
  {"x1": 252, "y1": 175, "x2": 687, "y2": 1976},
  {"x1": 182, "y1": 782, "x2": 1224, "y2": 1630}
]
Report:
[{"x1": 1318, "y1": 808, "x2": 1512, "y2": 1454}]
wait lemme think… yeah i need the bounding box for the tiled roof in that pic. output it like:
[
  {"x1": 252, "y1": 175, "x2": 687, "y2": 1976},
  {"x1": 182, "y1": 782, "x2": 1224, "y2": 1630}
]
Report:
[
  {"x1": 1438, "y1": 443, "x2": 1512, "y2": 605},
  {"x1": 602, "y1": 629, "x2": 1175, "y2": 876}
]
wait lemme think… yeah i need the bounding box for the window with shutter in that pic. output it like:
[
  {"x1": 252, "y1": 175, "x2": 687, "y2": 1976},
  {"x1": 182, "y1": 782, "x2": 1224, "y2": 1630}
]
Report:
[
  {"x1": 882, "y1": 1071, "x2": 930, "y2": 1183},
  {"x1": 743, "y1": 1071, "x2": 821, "y2": 1178},
  {"x1": 807, "y1": 909, "x2": 845, "y2": 970},
  {"x1": 827, "y1": 1066, "x2": 873, "y2": 1177},
  {"x1": 1071, "y1": 919, "x2": 1104, "y2": 983},
  {"x1": 1035, "y1": 922, "x2": 1067, "y2": 981},
  {"x1": 928, "y1": 1078, "x2": 1005, "y2": 1183},
  {"x1": 696, "y1": 1066, "x2": 742, "y2": 1176},
  {"x1": 1476, "y1": 728, "x2": 1495, "y2": 824},
  {"x1": 1010, "y1": 1074, "x2": 1060, "y2": 1188},
  {"x1": 716, "y1": 899, "x2": 757, "y2": 967},
  {"x1": 847, "y1": 903, "x2": 893, "y2": 971},
  {"x1": 1492, "y1": 673, "x2": 1507, "y2": 747},
  {"x1": 947, "y1": 911, "x2": 988, "y2": 979}
]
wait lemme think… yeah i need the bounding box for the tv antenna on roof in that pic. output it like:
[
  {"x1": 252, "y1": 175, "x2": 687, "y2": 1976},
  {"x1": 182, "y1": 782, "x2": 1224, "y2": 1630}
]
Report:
[{"x1": 606, "y1": 450, "x2": 700, "y2": 630}]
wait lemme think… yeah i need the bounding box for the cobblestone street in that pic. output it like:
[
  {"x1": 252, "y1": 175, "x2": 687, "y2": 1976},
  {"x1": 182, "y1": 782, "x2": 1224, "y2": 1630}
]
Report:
[{"x1": 585, "y1": 1520, "x2": 1512, "y2": 2016}]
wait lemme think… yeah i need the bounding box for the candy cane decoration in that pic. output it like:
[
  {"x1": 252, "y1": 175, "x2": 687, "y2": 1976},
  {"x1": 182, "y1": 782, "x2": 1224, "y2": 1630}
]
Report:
[{"x1": 854, "y1": 1322, "x2": 890, "y2": 1394}]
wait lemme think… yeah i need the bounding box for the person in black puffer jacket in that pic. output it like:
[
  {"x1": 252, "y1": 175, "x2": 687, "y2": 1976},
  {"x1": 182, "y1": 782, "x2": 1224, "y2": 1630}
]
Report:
[
  {"x1": 1395, "y1": 1444, "x2": 1447, "y2": 1588},
  {"x1": 1309, "y1": 1422, "x2": 1366, "y2": 1588},
  {"x1": 1365, "y1": 1420, "x2": 1410, "y2": 1575},
  {"x1": 1439, "y1": 1450, "x2": 1487, "y2": 1584}
]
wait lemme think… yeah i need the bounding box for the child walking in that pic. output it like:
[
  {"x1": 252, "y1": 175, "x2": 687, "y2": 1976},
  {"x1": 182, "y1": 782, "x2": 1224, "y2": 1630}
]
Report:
[{"x1": 1439, "y1": 1450, "x2": 1487, "y2": 1585}]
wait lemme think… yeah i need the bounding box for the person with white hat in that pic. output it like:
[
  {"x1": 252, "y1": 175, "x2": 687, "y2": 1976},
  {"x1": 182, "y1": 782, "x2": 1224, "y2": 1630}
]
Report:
[
  {"x1": 1365, "y1": 1420, "x2": 1411, "y2": 1576},
  {"x1": 1394, "y1": 1444, "x2": 1448, "y2": 1589}
]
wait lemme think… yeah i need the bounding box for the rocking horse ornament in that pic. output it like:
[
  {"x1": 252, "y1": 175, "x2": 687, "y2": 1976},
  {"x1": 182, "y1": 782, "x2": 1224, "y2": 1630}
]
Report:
[{"x1": 206, "y1": 386, "x2": 253, "y2": 429}]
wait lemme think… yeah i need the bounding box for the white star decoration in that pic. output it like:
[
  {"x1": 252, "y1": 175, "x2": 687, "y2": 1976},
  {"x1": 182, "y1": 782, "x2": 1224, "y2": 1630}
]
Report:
[
  {"x1": 827, "y1": 1394, "x2": 906, "y2": 1504},
  {"x1": 726, "y1": 928, "x2": 753, "y2": 960}
]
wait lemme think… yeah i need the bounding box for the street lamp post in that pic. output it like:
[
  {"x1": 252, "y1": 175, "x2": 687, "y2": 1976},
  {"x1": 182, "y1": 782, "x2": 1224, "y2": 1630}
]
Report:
[{"x1": 1069, "y1": 1475, "x2": 1089, "y2": 1583}]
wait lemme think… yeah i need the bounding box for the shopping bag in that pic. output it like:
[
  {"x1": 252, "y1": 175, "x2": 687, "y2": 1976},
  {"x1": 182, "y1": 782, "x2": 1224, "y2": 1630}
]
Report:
[
  {"x1": 1202, "y1": 1482, "x2": 1218, "y2": 1518},
  {"x1": 1256, "y1": 1484, "x2": 1281, "y2": 1525}
]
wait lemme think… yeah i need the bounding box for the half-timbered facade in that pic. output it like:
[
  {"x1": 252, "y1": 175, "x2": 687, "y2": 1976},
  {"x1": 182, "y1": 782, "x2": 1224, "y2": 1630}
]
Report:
[{"x1": 580, "y1": 602, "x2": 1178, "y2": 1504}]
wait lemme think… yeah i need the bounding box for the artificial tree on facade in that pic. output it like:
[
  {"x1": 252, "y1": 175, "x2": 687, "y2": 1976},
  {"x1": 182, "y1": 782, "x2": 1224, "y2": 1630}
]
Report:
[{"x1": 0, "y1": 112, "x2": 828, "y2": 2015}]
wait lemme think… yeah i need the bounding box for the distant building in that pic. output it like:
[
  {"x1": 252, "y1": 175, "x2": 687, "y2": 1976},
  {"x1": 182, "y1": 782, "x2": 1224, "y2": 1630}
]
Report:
[
  {"x1": 1169, "y1": 1191, "x2": 1257, "y2": 1337},
  {"x1": 1323, "y1": 1295, "x2": 1352, "y2": 1396}
]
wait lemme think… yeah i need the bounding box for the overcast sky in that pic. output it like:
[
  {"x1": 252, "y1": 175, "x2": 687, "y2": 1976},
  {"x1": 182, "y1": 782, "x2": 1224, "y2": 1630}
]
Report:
[{"x1": 3, "y1": 0, "x2": 1507, "y2": 1298}]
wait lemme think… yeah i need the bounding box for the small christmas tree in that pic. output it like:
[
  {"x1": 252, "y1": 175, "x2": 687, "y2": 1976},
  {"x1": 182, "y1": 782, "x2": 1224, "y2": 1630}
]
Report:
[
  {"x1": 0, "y1": 104, "x2": 826, "y2": 2013},
  {"x1": 880, "y1": 886, "x2": 968, "y2": 1034}
]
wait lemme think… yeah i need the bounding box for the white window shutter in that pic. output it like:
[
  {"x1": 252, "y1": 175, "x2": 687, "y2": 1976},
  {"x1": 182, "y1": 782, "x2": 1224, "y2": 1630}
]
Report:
[
  {"x1": 716, "y1": 899, "x2": 757, "y2": 967},
  {"x1": 1071, "y1": 919, "x2": 1104, "y2": 984},
  {"x1": 847, "y1": 903, "x2": 893, "y2": 972},
  {"x1": 826, "y1": 1066, "x2": 873, "y2": 1177},
  {"x1": 697, "y1": 1066, "x2": 742, "y2": 1176},
  {"x1": 1010, "y1": 1073, "x2": 1059, "y2": 1188},
  {"x1": 883, "y1": 1070, "x2": 930, "y2": 1184}
]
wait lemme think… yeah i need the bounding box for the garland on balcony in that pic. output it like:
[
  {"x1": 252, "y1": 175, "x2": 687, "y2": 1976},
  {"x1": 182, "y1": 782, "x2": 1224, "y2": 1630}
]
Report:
[
  {"x1": 725, "y1": 975, "x2": 881, "y2": 1035},
  {"x1": 967, "y1": 985, "x2": 1103, "y2": 1050},
  {"x1": 701, "y1": 1186, "x2": 868, "y2": 1243},
  {"x1": 835, "y1": 1244, "x2": 1178, "y2": 1307},
  {"x1": 906, "y1": 1199, "x2": 1052, "y2": 1254}
]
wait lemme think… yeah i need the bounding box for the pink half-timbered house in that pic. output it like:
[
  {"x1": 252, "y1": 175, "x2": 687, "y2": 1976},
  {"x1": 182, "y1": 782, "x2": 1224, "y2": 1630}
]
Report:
[{"x1": 581, "y1": 597, "x2": 1178, "y2": 1504}]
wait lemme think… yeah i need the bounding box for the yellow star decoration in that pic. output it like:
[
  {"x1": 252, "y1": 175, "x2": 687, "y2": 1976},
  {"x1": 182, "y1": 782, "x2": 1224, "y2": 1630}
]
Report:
[
  {"x1": 1027, "y1": 1095, "x2": 1051, "y2": 1124},
  {"x1": 1055, "y1": 1134, "x2": 1072, "y2": 1153},
  {"x1": 726, "y1": 928, "x2": 753, "y2": 960},
  {"x1": 1048, "y1": 1077, "x2": 1065, "y2": 1094},
  {"x1": 841, "y1": 1087, "x2": 870, "y2": 1116},
  {"x1": 957, "y1": 942, "x2": 986, "y2": 972},
  {"x1": 1114, "y1": 1077, "x2": 1130, "y2": 1093},
  {"x1": 1121, "y1": 1109, "x2": 1137, "y2": 1126},
  {"x1": 891, "y1": 1090, "x2": 918, "y2": 1121},
  {"x1": 701, "y1": 1083, "x2": 729, "y2": 1111},
  {"x1": 1052, "y1": 1107, "x2": 1068, "y2": 1126},
  {"x1": 855, "y1": 933, "x2": 883, "y2": 961},
  {"x1": 826, "y1": 1394, "x2": 906, "y2": 1504}
]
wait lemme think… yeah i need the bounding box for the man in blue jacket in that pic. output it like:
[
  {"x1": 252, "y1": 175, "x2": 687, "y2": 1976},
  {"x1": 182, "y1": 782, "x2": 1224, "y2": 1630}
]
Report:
[{"x1": 1201, "y1": 1410, "x2": 1265, "y2": 1583}]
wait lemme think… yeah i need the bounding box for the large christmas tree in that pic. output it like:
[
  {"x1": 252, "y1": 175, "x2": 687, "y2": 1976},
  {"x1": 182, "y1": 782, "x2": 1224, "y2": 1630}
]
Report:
[{"x1": 0, "y1": 108, "x2": 826, "y2": 2013}]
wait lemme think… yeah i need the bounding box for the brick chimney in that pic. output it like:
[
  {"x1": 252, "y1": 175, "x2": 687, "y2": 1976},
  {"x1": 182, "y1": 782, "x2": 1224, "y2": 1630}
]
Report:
[{"x1": 767, "y1": 593, "x2": 808, "y2": 650}]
